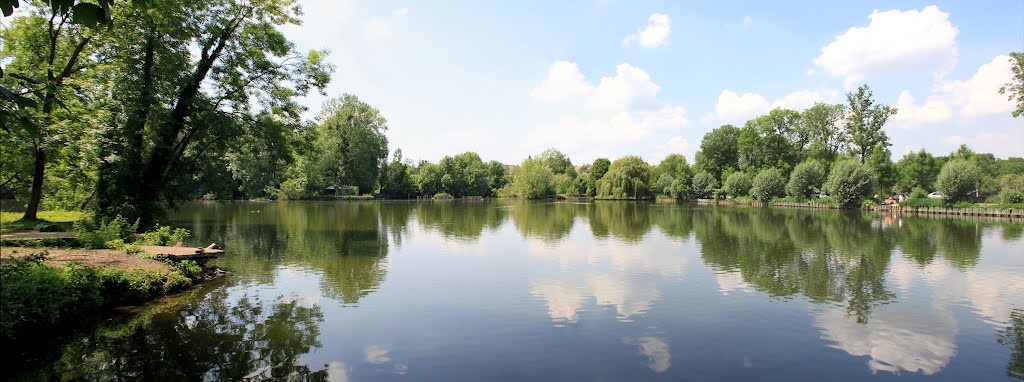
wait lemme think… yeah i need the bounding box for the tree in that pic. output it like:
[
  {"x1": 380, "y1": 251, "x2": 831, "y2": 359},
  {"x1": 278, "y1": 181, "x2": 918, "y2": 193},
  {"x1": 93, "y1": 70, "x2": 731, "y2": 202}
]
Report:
[
  {"x1": 313, "y1": 95, "x2": 388, "y2": 195},
  {"x1": 379, "y1": 149, "x2": 415, "y2": 198},
  {"x1": 225, "y1": 115, "x2": 295, "y2": 199},
  {"x1": 737, "y1": 110, "x2": 800, "y2": 175},
  {"x1": 1, "y1": 2, "x2": 108, "y2": 220},
  {"x1": 936, "y1": 159, "x2": 982, "y2": 202},
  {"x1": 509, "y1": 157, "x2": 554, "y2": 199},
  {"x1": 654, "y1": 173, "x2": 674, "y2": 197},
  {"x1": 652, "y1": 153, "x2": 691, "y2": 194},
  {"x1": 590, "y1": 158, "x2": 610, "y2": 180},
  {"x1": 694, "y1": 125, "x2": 740, "y2": 180},
  {"x1": 485, "y1": 160, "x2": 509, "y2": 196},
  {"x1": 844, "y1": 84, "x2": 897, "y2": 163},
  {"x1": 722, "y1": 172, "x2": 752, "y2": 199},
  {"x1": 596, "y1": 155, "x2": 650, "y2": 200},
  {"x1": 414, "y1": 162, "x2": 443, "y2": 197},
  {"x1": 866, "y1": 147, "x2": 896, "y2": 196},
  {"x1": 437, "y1": 152, "x2": 488, "y2": 197},
  {"x1": 825, "y1": 160, "x2": 876, "y2": 207},
  {"x1": 691, "y1": 171, "x2": 719, "y2": 199},
  {"x1": 999, "y1": 52, "x2": 1023, "y2": 118},
  {"x1": 786, "y1": 160, "x2": 826, "y2": 199},
  {"x1": 95, "y1": 0, "x2": 332, "y2": 228},
  {"x1": 537, "y1": 148, "x2": 573, "y2": 176},
  {"x1": 895, "y1": 150, "x2": 939, "y2": 192},
  {"x1": 750, "y1": 168, "x2": 785, "y2": 202},
  {"x1": 802, "y1": 102, "x2": 847, "y2": 162}
]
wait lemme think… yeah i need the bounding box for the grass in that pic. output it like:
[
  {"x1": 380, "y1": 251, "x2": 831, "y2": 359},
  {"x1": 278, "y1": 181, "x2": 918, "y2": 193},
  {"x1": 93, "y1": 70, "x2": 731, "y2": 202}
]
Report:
[{"x1": 1, "y1": 210, "x2": 87, "y2": 231}]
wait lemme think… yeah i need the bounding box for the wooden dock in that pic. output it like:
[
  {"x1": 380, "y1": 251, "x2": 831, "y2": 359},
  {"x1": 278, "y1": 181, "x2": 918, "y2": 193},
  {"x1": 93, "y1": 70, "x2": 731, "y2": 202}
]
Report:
[{"x1": 139, "y1": 244, "x2": 224, "y2": 260}]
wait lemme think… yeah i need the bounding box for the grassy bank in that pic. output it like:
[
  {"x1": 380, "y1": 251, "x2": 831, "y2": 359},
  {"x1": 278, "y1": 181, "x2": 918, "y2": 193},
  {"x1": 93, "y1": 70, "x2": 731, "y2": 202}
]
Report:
[
  {"x1": 0, "y1": 210, "x2": 87, "y2": 232},
  {"x1": 0, "y1": 249, "x2": 213, "y2": 344}
]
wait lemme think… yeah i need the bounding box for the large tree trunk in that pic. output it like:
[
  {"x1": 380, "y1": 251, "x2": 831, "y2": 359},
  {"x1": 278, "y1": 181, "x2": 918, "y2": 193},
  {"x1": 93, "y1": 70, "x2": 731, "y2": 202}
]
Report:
[{"x1": 22, "y1": 147, "x2": 46, "y2": 220}]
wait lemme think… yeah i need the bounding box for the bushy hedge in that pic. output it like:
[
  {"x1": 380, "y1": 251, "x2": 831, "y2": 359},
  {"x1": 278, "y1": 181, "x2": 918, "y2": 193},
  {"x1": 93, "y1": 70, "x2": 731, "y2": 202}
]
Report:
[
  {"x1": 936, "y1": 159, "x2": 982, "y2": 202},
  {"x1": 722, "y1": 172, "x2": 751, "y2": 199},
  {"x1": 786, "y1": 161, "x2": 826, "y2": 200},
  {"x1": 692, "y1": 171, "x2": 719, "y2": 199},
  {"x1": 750, "y1": 168, "x2": 785, "y2": 202},
  {"x1": 824, "y1": 160, "x2": 876, "y2": 208}
]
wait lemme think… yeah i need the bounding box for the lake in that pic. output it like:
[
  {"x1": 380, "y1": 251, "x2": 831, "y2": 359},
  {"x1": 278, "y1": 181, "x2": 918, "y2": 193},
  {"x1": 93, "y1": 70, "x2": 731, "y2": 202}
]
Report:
[{"x1": 11, "y1": 201, "x2": 1024, "y2": 381}]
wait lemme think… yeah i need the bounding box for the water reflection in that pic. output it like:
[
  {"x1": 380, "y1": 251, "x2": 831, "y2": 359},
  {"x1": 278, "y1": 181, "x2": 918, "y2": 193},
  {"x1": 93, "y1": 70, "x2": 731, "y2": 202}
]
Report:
[
  {"x1": 25, "y1": 288, "x2": 327, "y2": 381},
  {"x1": 10, "y1": 201, "x2": 1022, "y2": 380}
]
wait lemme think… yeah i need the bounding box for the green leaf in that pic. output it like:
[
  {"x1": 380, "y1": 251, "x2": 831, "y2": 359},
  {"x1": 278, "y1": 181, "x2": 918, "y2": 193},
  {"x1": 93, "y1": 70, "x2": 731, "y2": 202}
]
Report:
[{"x1": 71, "y1": 3, "x2": 104, "y2": 28}]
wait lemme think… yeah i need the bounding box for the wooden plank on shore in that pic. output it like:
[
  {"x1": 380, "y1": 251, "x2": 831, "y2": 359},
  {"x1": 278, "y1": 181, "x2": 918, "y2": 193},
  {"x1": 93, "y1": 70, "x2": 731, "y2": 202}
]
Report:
[{"x1": 139, "y1": 244, "x2": 223, "y2": 259}]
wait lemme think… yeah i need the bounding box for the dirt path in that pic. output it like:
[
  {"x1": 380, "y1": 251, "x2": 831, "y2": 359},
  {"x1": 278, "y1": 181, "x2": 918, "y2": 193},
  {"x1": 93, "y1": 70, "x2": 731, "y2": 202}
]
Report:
[
  {"x1": 0, "y1": 230, "x2": 76, "y2": 240},
  {"x1": 1, "y1": 247, "x2": 175, "y2": 273}
]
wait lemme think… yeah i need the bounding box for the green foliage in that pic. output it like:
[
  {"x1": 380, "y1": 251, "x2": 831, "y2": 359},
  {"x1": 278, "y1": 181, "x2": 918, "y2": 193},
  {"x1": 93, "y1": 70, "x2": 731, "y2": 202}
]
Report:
[
  {"x1": 751, "y1": 168, "x2": 786, "y2": 202},
  {"x1": 590, "y1": 158, "x2": 611, "y2": 181},
  {"x1": 0, "y1": 254, "x2": 103, "y2": 341},
  {"x1": 738, "y1": 110, "x2": 801, "y2": 175},
  {"x1": 379, "y1": 149, "x2": 416, "y2": 198},
  {"x1": 538, "y1": 148, "x2": 574, "y2": 175},
  {"x1": 910, "y1": 187, "x2": 928, "y2": 200},
  {"x1": 936, "y1": 158, "x2": 983, "y2": 201},
  {"x1": 74, "y1": 215, "x2": 138, "y2": 249},
  {"x1": 998, "y1": 52, "x2": 1023, "y2": 118},
  {"x1": 895, "y1": 150, "x2": 939, "y2": 192},
  {"x1": 691, "y1": 171, "x2": 719, "y2": 199},
  {"x1": 1000, "y1": 174, "x2": 1024, "y2": 192},
  {"x1": 786, "y1": 160, "x2": 826, "y2": 199},
  {"x1": 175, "y1": 260, "x2": 203, "y2": 280},
  {"x1": 824, "y1": 160, "x2": 877, "y2": 207},
  {"x1": 722, "y1": 172, "x2": 752, "y2": 198},
  {"x1": 802, "y1": 102, "x2": 848, "y2": 162},
  {"x1": 596, "y1": 156, "x2": 651, "y2": 199},
  {"x1": 694, "y1": 125, "x2": 740, "y2": 180},
  {"x1": 845, "y1": 84, "x2": 896, "y2": 163},
  {"x1": 999, "y1": 189, "x2": 1024, "y2": 204},
  {"x1": 901, "y1": 197, "x2": 945, "y2": 208},
  {"x1": 509, "y1": 157, "x2": 555, "y2": 199},
  {"x1": 137, "y1": 226, "x2": 191, "y2": 246}
]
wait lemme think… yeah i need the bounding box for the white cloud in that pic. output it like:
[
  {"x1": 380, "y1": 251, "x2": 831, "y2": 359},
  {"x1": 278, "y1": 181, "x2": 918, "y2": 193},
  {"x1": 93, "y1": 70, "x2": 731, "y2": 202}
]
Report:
[
  {"x1": 699, "y1": 113, "x2": 715, "y2": 125},
  {"x1": 936, "y1": 55, "x2": 1015, "y2": 117},
  {"x1": 529, "y1": 61, "x2": 689, "y2": 158},
  {"x1": 393, "y1": 7, "x2": 409, "y2": 17},
  {"x1": 771, "y1": 90, "x2": 825, "y2": 110},
  {"x1": 363, "y1": 18, "x2": 394, "y2": 43},
  {"x1": 622, "y1": 13, "x2": 671, "y2": 48},
  {"x1": 623, "y1": 336, "x2": 672, "y2": 373},
  {"x1": 715, "y1": 90, "x2": 770, "y2": 122},
  {"x1": 364, "y1": 345, "x2": 392, "y2": 364},
  {"x1": 891, "y1": 90, "x2": 953, "y2": 127},
  {"x1": 715, "y1": 89, "x2": 832, "y2": 122},
  {"x1": 742, "y1": 16, "x2": 753, "y2": 27},
  {"x1": 813, "y1": 6, "x2": 959, "y2": 87}
]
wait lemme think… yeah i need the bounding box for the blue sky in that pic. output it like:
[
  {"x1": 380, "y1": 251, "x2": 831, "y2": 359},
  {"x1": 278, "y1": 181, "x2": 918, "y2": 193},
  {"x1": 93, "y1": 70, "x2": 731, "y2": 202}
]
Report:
[{"x1": 282, "y1": 1, "x2": 1023, "y2": 165}]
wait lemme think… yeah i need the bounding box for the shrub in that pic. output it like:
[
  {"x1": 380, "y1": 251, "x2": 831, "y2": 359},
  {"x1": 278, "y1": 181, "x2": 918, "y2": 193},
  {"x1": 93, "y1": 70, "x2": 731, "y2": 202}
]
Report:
[
  {"x1": 175, "y1": 260, "x2": 204, "y2": 280},
  {"x1": 74, "y1": 215, "x2": 138, "y2": 249},
  {"x1": 0, "y1": 254, "x2": 104, "y2": 341},
  {"x1": 824, "y1": 160, "x2": 876, "y2": 208},
  {"x1": 1001, "y1": 189, "x2": 1024, "y2": 204},
  {"x1": 910, "y1": 187, "x2": 928, "y2": 200},
  {"x1": 750, "y1": 168, "x2": 785, "y2": 202},
  {"x1": 433, "y1": 192, "x2": 453, "y2": 200},
  {"x1": 137, "y1": 226, "x2": 191, "y2": 246},
  {"x1": 786, "y1": 160, "x2": 826, "y2": 199},
  {"x1": 936, "y1": 158, "x2": 982, "y2": 202},
  {"x1": 902, "y1": 197, "x2": 944, "y2": 208},
  {"x1": 691, "y1": 171, "x2": 719, "y2": 199},
  {"x1": 722, "y1": 172, "x2": 752, "y2": 199}
]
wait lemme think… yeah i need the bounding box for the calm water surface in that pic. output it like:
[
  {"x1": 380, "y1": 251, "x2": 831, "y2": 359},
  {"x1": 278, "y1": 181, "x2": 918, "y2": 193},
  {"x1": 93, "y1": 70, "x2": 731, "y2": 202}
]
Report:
[{"x1": 13, "y1": 201, "x2": 1024, "y2": 381}]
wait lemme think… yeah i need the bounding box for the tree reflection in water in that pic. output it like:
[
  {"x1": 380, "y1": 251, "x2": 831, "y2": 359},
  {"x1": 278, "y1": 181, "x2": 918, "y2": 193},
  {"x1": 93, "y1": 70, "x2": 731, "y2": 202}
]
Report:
[{"x1": 34, "y1": 288, "x2": 327, "y2": 381}]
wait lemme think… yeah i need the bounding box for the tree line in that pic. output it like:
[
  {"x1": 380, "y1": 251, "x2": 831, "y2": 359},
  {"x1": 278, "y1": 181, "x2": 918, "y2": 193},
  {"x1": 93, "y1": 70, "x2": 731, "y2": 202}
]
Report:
[{"x1": 2, "y1": 1, "x2": 1023, "y2": 228}]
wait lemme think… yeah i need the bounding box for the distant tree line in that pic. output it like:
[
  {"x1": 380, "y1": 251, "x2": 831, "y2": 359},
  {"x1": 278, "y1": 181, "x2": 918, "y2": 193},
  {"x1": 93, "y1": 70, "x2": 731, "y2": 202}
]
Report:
[{"x1": 2, "y1": 0, "x2": 1023, "y2": 227}]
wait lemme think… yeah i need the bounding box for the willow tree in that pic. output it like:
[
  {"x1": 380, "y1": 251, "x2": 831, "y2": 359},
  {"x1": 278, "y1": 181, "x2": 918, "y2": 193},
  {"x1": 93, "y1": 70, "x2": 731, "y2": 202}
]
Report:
[
  {"x1": 94, "y1": 0, "x2": 332, "y2": 227},
  {"x1": 596, "y1": 155, "x2": 650, "y2": 200}
]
